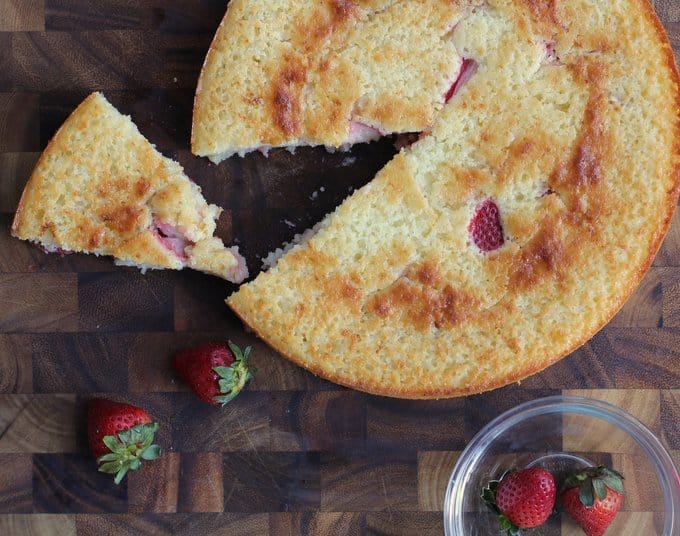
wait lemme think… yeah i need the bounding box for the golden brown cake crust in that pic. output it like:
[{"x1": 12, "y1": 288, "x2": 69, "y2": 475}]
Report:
[{"x1": 228, "y1": 0, "x2": 680, "y2": 398}]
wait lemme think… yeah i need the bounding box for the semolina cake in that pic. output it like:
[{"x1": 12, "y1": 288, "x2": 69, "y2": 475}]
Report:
[
  {"x1": 12, "y1": 93, "x2": 248, "y2": 282},
  {"x1": 220, "y1": 0, "x2": 680, "y2": 398}
]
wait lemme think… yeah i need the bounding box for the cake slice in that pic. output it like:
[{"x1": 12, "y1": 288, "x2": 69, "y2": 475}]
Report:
[
  {"x1": 12, "y1": 93, "x2": 248, "y2": 282},
  {"x1": 227, "y1": 0, "x2": 680, "y2": 398},
  {"x1": 192, "y1": 0, "x2": 469, "y2": 162}
]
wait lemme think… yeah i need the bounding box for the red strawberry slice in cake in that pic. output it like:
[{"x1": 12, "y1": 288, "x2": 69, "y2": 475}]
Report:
[{"x1": 469, "y1": 199, "x2": 505, "y2": 252}]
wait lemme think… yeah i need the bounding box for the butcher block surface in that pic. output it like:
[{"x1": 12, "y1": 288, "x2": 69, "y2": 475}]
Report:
[{"x1": 0, "y1": 1, "x2": 679, "y2": 535}]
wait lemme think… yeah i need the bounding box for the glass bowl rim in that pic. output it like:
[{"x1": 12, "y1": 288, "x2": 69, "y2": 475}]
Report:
[{"x1": 443, "y1": 394, "x2": 680, "y2": 535}]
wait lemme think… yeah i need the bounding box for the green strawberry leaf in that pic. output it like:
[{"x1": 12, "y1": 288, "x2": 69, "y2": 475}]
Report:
[
  {"x1": 140, "y1": 445, "x2": 161, "y2": 460},
  {"x1": 592, "y1": 478, "x2": 607, "y2": 500},
  {"x1": 103, "y1": 435, "x2": 123, "y2": 453},
  {"x1": 130, "y1": 426, "x2": 142, "y2": 444},
  {"x1": 602, "y1": 474, "x2": 624, "y2": 494},
  {"x1": 211, "y1": 341, "x2": 256, "y2": 406},
  {"x1": 215, "y1": 366, "x2": 234, "y2": 380},
  {"x1": 498, "y1": 515, "x2": 520, "y2": 536},
  {"x1": 579, "y1": 481, "x2": 595, "y2": 508},
  {"x1": 482, "y1": 485, "x2": 497, "y2": 507},
  {"x1": 604, "y1": 467, "x2": 624, "y2": 480},
  {"x1": 96, "y1": 453, "x2": 120, "y2": 463},
  {"x1": 113, "y1": 466, "x2": 129, "y2": 485},
  {"x1": 141, "y1": 425, "x2": 153, "y2": 446},
  {"x1": 227, "y1": 340, "x2": 245, "y2": 360},
  {"x1": 99, "y1": 461, "x2": 122, "y2": 474},
  {"x1": 117, "y1": 429, "x2": 132, "y2": 444},
  {"x1": 213, "y1": 391, "x2": 241, "y2": 405},
  {"x1": 218, "y1": 378, "x2": 234, "y2": 391},
  {"x1": 498, "y1": 515, "x2": 513, "y2": 530}
]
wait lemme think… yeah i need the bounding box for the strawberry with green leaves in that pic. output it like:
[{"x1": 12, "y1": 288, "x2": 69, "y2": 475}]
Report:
[
  {"x1": 174, "y1": 341, "x2": 255, "y2": 405},
  {"x1": 87, "y1": 399, "x2": 161, "y2": 484},
  {"x1": 483, "y1": 467, "x2": 556, "y2": 534},
  {"x1": 560, "y1": 465, "x2": 624, "y2": 536}
]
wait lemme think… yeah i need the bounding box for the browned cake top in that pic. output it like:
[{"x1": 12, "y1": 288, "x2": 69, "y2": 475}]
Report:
[{"x1": 228, "y1": 0, "x2": 680, "y2": 398}]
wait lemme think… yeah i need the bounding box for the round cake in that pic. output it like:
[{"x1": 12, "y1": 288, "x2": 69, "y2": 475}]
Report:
[{"x1": 197, "y1": 0, "x2": 680, "y2": 398}]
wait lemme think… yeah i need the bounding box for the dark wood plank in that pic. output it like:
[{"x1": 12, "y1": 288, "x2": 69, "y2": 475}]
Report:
[
  {"x1": 2, "y1": 32, "x2": 211, "y2": 93},
  {"x1": 177, "y1": 453, "x2": 223, "y2": 513},
  {"x1": 0, "y1": 273, "x2": 78, "y2": 332},
  {"x1": 366, "y1": 397, "x2": 466, "y2": 451},
  {"x1": 77, "y1": 272, "x2": 174, "y2": 332},
  {"x1": 270, "y1": 391, "x2": 366, "y2": 452},
  {"x1": 44, "y1": 1, "x2": 226, "y2": 33},
  {"x1": 0, "y1": 395, "x2": 78, "y2": 453},
  {"x1": 0, "y1": 93, "x2": 40, "y2": 152},
  {"x1": 74, "y1": 513, "x2": 269, "y2": 536},
  {"x1": 505, "y1": 327, "x2": 680, "y2": 390},
  {"x1": 269, "y1": 512, "x2": 364, "y2": 536},
  {"x1": 320, "y1": 452, "x2": 417, "y2": 512},
  {"x1": 171, "y1": 392, "x2": 270, "y2": 453},
  {"x1": 652, "y1": 0, "x2": 680, "y2": 23},
  {"x1": 0, "y1": 335, "x2": 33, "y2": 394},
  {"x1": 222, "y1": 452, "x2": 321, "y2": 513},
  {"x1": 365, "y1": 512, "x2": 443, "y2": 536},
  {"x1": 608, "y1": 267, "x2": 662, "y2": 327},
  {"x1": 32, "y1": 453, "x2": 128, "y2": 513},
  {"x1": 0, "y1": 455, "x2": 32, "y2": 513},
  {"x1": 0, "y1": 153, "x2": 39, "y2": 213},
  {"x1": 660, "y1": 389, "x2": 680, "y2": 450},
  {"x1": 31, "y1": 334, "x2": 130, "y2": 394},
  {"x1": 128, "y1": 452, "x2": 180, "y2": 513}
]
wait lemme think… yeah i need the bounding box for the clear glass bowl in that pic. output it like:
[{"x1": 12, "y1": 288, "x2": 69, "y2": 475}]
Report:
[{"x1": 444, "y1": 395, "x2": 680, "y2": 535}]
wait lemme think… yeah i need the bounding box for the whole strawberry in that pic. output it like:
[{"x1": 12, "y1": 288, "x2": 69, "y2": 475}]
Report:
[
  {"x1": 483, "y1": 467, "x2": 556, "y2": 534},
  {"x1": 88, "y1": 399, "x2": 161, "y2": 484},
  {"x1": 174, "y1": 341, "x2": 255, "y2": 405},
  {"x1": 561, "y1": 466, "x2": 624, "y2": 536}
]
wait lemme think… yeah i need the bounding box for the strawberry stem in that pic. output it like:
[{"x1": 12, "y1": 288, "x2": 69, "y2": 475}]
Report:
[
  {"x1": 563, "y1": 465, "x2": 625, "y2": 508},
  {"x1": 212, "y1": 341, "x2": 256, "y2": 406}
]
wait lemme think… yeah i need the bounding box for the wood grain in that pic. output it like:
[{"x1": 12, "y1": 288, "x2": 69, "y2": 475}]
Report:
[
  {"x1": 0, "y1": 1, "x2": 678, "y2": 534},
  {"x1": 0, "y1": 455, "x2": 32, "y2": 513},
  {"x1": 0, "y1": 395, "x2": 78, "y2": 453},
  {"x1": 0, "y1": 335, "x2": 32, "y2": 393},
  {"x1": 0, "y1": 274, "x2": 78, "y2": 332},
  {"x1": 0, "y1": 514, "x2": 76, "y2": 536},
  {"x1": 177, "y1": 453, "x2": 224, "y2": 513},
  {"x1": 0, "y1": 0, "x2": 44, "y2": 32}
]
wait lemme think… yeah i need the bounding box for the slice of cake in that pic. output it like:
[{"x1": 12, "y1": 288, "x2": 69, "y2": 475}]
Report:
[
  {"x1": 192, "y1": 0, "x2": 469, "y2": 162},
  {"x1": 227, "y1": 0, "x2": 680, "y2": 398},
  {"x1": 12, "y1": 93, "x2": 248, "y2": 282}
]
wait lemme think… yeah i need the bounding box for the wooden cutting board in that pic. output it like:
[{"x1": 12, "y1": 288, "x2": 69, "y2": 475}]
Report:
[{"x1": 0, "y1": 1, "x2": 678, "y2": 535}]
